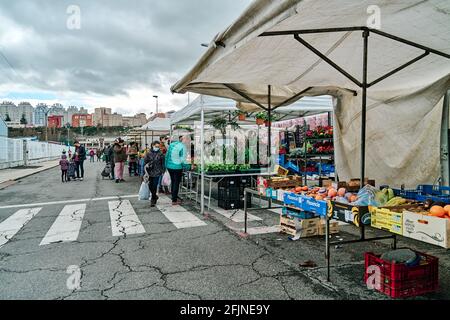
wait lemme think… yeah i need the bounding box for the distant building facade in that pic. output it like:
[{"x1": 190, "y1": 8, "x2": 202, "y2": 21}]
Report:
[
  {"x1": 94, "y1": 107, "x2": 124, "y2": 127},
  {"x1": 72, "y1": 114, "x2": 93, "y2": 128},
  {"x1": 0, "y1": 101, "x2": 34, "y2": 124},
  {"x1": 47, "y1": 115, "x2": 64, "y2": 128},
  {"x1": 123, "y1": 113, "x2": 148, "y2": 127},
  {"x1": 34, "y1": 103, "x2": 49, "y2": 127}
]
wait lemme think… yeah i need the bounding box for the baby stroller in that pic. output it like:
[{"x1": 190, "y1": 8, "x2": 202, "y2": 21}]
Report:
[
  {"x1": 68, "y1": 162, "x2": 76, "y2": 181},
  {"x1": 101, "y1": 163, "x2": 112, "y2": 180}
]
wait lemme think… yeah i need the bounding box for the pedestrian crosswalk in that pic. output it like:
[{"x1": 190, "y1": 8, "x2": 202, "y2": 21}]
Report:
[
  {"x1": 0, "y1": 196, "x2": 280, "y2": 250},
  {"x1": 108, "y1": 200, "x2": 145, "y2": 237},
  {"x1": 40, "y1": 204, "x2": 86, "y2": 245}
]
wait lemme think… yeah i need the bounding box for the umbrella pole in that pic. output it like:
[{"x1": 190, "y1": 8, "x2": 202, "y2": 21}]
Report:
[
  {"x1": 361, "y1": 30, "x2": 369, "y2": 191},
  {"x1": 268, "y1": 85, "x2": 272, "y2": 209},
  {"x1": 200, "y1": 106, "x2": 205, "y2": 215}
]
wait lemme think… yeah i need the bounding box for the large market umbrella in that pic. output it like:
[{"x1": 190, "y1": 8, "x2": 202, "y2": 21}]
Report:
[{"x1": 171, "y1": 0, "x2": 450, "y2": 188}]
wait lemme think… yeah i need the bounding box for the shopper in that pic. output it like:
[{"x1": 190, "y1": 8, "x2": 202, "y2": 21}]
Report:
[
  {"x1": 89, "y1": 149, "x2": 95, "y2": 162},
  {"x1": 106, "y1": 144, "x2": 115, "y2": 180},
  {"x1": 144, "y1": 141, "x2": 165, "y2": 207},
  {"x1": 158, "y1": 136, "x2": 168, "y2": 193},
  {"x1": 113, "y1": 138, "x2": 127, "y2": 183},
  {"x1": 59, "y1": 151, "x2": 69, "y2": 183},
  {"x1": 97, "y1": 148, "x2": 102, "y2": 162},
  {"x1": 74, "y1": 141, "x2": 86, "y2": 181},
  {"x1": 165, "y1": 135, "x2": 190, "y2": 205},
  {"x1": 127, "y1": 142, "x2": 139, "y2": 176}
]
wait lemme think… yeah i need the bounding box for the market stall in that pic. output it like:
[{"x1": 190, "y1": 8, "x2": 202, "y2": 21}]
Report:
[
  {"x1": 170, "y1": 94, "x2": 333, "y2": 214},
  {"x1": 134, "y1": 117, "x2": 171, "y2": 146},
  {"x1": 171, "y1": 0, "x2": 450, "y2": 296}
]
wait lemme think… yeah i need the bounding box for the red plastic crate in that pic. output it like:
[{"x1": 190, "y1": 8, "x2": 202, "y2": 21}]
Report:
[{"x1": 364, "y1": 250, "x2": 439, "y2": 298}]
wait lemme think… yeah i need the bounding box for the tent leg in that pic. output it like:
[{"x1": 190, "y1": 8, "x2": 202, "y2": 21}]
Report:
[
  {"x1": 360, "y1": 30, "x2": 369, "y2": 191},
  {"x1": 200, "y1": 107, "x2": 205, "y2": 215},
  {"x1": 268, "y1": 85, "x2": 272, "y2": 209},
  {"x1": 442, "y1": 91, "x2": 450, "y2": 187}
]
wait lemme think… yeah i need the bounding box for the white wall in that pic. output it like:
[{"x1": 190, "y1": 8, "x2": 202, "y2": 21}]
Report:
[{"x1": 0, "y1": 137, "x2": 69, "y2": 169}]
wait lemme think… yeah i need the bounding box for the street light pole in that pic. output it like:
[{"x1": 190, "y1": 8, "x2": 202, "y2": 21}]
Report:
[{"x1": 153, "y1": 95, "x2": 159, "y2": 115}]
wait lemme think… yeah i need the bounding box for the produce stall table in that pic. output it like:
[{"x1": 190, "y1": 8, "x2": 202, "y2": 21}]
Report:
[
  {"x1": 188, "y1": 172, "x2": 277, "y2": 212},
  {"x1": 242, "y1": 189, "x2": 397, "y2": 282}
]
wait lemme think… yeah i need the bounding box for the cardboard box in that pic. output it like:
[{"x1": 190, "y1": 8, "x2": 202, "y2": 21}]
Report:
[
  {"x1": 318, "y1": 221, "x2": 339, "y2": 235},
  {"x1": 280, "y1": 225, "x2": 318, "y2": 237},
  {"x1": 330, "y1": 201, "x2": 370, "y2": 227},
  {"x1": 403, "y1": 211, "x2": 450, "y2": 249},
  {"x1": 280, "y1": 215, "x2": 319, "y2": 229}
]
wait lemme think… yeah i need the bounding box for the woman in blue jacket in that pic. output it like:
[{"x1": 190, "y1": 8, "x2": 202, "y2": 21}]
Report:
[{"x1": 165, "y1": 136, "x2": 190, "y2": 205}]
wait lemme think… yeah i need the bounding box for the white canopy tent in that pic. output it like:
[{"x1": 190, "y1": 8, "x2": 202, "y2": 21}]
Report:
[
  {"x1": 170, "y1": 94, "x2": 333, "y2": 125},
  {"x1": 141, "y1": 117, "x2": 171, "y2": 131},
  {"x1": 170, "y1": 93, "x2": 333, "y2": 215},
  {"x1": 171, "y1": 0, "x2": 450, "y2": 189}
]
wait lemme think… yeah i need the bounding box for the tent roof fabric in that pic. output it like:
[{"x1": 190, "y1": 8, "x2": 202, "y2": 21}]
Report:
[
  {"x1": 140, "y1": 117, "x2": 171, "y2": 131},
  {"x1": 171, "y1": 0, "x2": 450, "y2": 104},
  {"x1": 170, "y1": 94, "x2": 333, "y2": 125}
]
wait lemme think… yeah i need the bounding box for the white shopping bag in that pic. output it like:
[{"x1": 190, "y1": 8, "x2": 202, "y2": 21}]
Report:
[
  {"x1": 138, "y1": 181, "x2": 150, "y2": 201},
  {"x1": 162, "y1": 171, "x2": 171, "y2": 187}
]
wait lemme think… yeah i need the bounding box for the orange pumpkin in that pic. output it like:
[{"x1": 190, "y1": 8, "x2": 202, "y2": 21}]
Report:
[
  {"x1": 444, "y1": 205, "x2": 450, "y2": 214},
  {"x1": 302, "y1": 186, "x2": 309, "y2": 192},
  {"x1": 429, "y1": 206, "x2": 446, "y2": 218},
  {"x1": 295, "y1": 187, "x2": 303, "y2": 193}
]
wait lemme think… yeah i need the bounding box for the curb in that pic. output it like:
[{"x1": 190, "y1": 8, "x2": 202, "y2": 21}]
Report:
[{"x1": 0, "y1": 162, "x2": 60, "y2": 185}]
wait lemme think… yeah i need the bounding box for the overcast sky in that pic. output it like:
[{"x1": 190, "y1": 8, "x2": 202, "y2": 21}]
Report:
[{"x1": 0, "y1": 0, "x2": 252, "y2": 115}]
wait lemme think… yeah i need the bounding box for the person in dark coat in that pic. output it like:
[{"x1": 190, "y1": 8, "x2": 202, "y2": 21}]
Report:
[
  {"x1": 74, "y1": 141, "x2": 87, "y2": 181},
  {"x1": 144, "y1": 141, "x2": 165, "y2": 207},
  {"x1": 106, "y1": 144, "x2": 115, "y2": 180}
]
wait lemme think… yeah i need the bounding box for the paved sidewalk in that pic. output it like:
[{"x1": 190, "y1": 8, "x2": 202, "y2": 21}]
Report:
[{"x1": 0, "y1": 160, "x2": 60, "y2": 187}]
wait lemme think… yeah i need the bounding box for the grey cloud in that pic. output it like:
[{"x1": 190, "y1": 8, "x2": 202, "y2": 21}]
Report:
[{"x1": 0, "y1": 0, "x2": 252, "y2": 97}]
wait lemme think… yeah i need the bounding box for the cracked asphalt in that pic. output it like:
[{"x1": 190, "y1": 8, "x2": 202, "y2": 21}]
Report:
[{"x1": 0, "y1": 162, "x2": 449, "y2": 300}]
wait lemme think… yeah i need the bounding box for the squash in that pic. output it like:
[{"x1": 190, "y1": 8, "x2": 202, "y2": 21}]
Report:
[
  {"x1": 295, "y1": 187, "x2": 302, "y2": 193},
  {"x1": 315, "y1": 195, "x2": 324, "y2": 201},
  {"x1": 302, "y1": 186, "x2": 309, "y2": 192},
  {"x1": 429, "y1": 206, "x2": 446, "y2": 218}
]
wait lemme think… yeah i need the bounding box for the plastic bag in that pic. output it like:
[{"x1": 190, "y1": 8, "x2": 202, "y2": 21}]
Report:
[
  {"x1": 162, "y1": 171, "x2": 171, "y2": 187},
  {"x1": 351, "y1": 184, "x2": 379, "y2": 206},
  {"x1": 138, "y1": 181, "x2": 150, "y2": 201}
]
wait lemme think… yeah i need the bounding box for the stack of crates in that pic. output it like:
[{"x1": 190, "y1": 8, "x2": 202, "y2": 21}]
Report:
[{"x1": 217, "y1": 177, "x2": 252, "y2": 210}]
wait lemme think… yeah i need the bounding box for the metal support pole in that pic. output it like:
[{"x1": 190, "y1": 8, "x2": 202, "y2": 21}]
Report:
[
  {"x1": 326, "y1": 215, "x2": 330, "y2": 282},
  {"x1": 442, "y1": 91, "x2": 450, "y2": 187},
  {"x1": 360, "y1": 29, "x2": 369, "y2": 190},
  {"x1": 268, "y1": 85, "x2": 272, "y2": 209},
  {"x1": 200, "y1": 107, "x2": 205, "y2": 215}
]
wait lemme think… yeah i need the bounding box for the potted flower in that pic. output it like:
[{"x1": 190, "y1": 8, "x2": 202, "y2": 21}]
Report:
[
  {"x1": 255, "y1": 112, "x2": 266, "y2": 126},
  {"x1": 264, "y1": 114, "x2": 277, "y2": 127},
  {"x1": 233, "y1": 110, "x2": 248, "y2": 121}
]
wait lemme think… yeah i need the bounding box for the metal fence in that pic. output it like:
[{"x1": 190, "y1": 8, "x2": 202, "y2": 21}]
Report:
[{"x1": 0, "y1": 137, "x2": 69, "y2": 169}]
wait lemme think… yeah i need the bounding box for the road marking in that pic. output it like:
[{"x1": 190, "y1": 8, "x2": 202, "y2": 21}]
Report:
[
  {"x1": 210, "y1": 205, "x2": 263, "y2": 223},
  {"x1": 157, "y1": 197, "x2": 207, "y2": 229},
  {"x1": 108, "y1": 200, "x2": 145, "y2": 237},
  {"x1": 40, "y1": 204, "x2": 86, "y2": 246},
  {"x1": 0, "y1": 207, "x2": 42, "y2": 248},
  {"x1": 0, "y1": 195, "x2": 139, "y2": 210}
]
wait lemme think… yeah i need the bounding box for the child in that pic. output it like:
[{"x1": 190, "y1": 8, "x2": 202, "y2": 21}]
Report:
[
  {"x1": 68, "y1": 156, "x2": 76, "y2": 182},
  {"x1": 59, "y1": 151, "x2": 70, "y2": 183}
]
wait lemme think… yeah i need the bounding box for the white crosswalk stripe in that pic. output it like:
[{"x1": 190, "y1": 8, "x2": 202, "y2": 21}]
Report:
[
  {"x1": 0, "y1": 207, "x2": 42, "y2": 249},
  {"x1": 156, "y1": 197, "x2": 207, "y2": 229},
  {"x1": 40, "y1": 204, "x2": 86, "y2": 246},
  {"x1": 108, "y1": 200, "x2": 146, "y2": 237}
]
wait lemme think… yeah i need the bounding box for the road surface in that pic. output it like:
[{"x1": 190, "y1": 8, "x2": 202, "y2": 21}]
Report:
[{"x1": 0, "y1": 162, "x2": 448, "y2": 300}]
